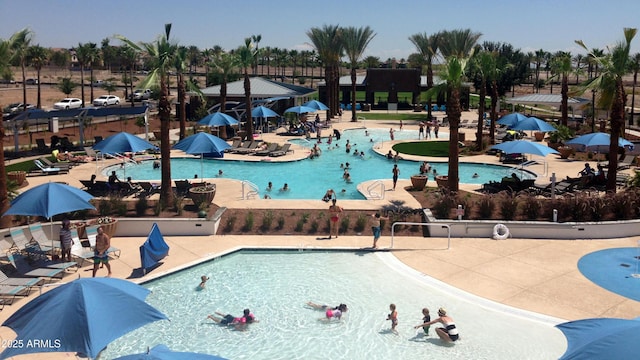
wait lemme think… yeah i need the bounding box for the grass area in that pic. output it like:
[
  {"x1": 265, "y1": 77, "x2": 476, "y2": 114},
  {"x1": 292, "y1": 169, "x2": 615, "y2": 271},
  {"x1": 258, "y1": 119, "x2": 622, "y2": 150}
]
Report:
[
  {"x1": 392, "y1": 140, "x2": 450, "y2": 157},
  {"x1": 6, "y1": 160, "x2": 36, "y2": 173},
  {"x1": 357, "y1": 113, "x2": 429, "y2": 121}
]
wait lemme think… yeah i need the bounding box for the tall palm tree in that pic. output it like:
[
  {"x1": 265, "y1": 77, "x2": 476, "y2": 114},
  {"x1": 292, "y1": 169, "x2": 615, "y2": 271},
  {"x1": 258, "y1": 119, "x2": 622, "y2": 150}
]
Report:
[
  {"x1": 117, "y1": 23, "x2": 178, "y2": 206},
  {"x1": 549, "y1": 52, "x2": 572, "y2": 126},
  {"x1": 9, "y1": 28, "x2": 33, "y2": 111},
  {"x1": 212, "y1": 51, "x2": 239, "y2": 115},
  {"x1": 470, "y1": 50, "x2": 497, "y2": 149},
  {"x1": 342, "y1": 26, "x2": 376, "y2": 122},
  {"x1": 434, "y1": 29, "x2": 481, "y2": 192},
  {"x1": 576, "y1": 28, "x2": 637, "y2": 191},
  {"x1": 0, "y1": 39, "x2": 12, "y2": 228},
  {"x1": 307, "y1": 25, "x2": 343, "y2": 117},
  {"x1": 251, "y1": 34, "x2": 262, "y2": 75},
  {"x1": 573, "y1": 53, "x2": 585, "y2": 84},
  {"x1": 175, "y1": 46, "x2": 188, "y2": 140},
  {"x1": 237, "y1": 38, "x2": 257, "y2": 139},
  {"x1": 26, "y1": 45, "x2": 49, "y2": 108},
  {"x1": 409, "y1": 32, "x2": 441, "y2": 120},
  {"x1": 75, "y1": 43, "x2": 91, "y2": 107},
  {"x1": 119, "y1": 46, "x2": 137, "y2": 107},
  {"x1": 629, "y1": 53, "x2": 640, "y2": 127}
]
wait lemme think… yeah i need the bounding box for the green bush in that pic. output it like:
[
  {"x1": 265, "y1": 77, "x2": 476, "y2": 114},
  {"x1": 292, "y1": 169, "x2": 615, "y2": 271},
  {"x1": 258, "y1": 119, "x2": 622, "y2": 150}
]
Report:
[
  {"x1": 308, "y1": 220, "x2": 319, "y2": 233},
  {"x1": 520, "y1": 195, "x2": 541, "y2": 220},
  {"x1": 261, "y1": 210, "x2": 274, "y2": 231},
  {"x1": 242, "y1": 212, "x2": 254, "y2": 232},
  {"x1": 354, "y1": 214, "x2": 367, "y2": 232},
  {"x1": 432, "y1": 191, "x2": 455, "y2": 219},
  {"x1": 135, "y1": 196, "x2": 148, "y2": 216},
  {"x1": 339, "y1": 216, "x2": 350, "y2": 233},
  {"x1": 476, "y1": 195, "x2": 495, "y2": 219},
  {"x1": 295, "y1": 219, "x2": 305, "y2": 232},
  {"x1": 276, "y1": 216, "x2": 285, "y2": 230},
  {"x1": 498, "y1": 192, "x2": 518, "y2": 220},
  {"x1": 98, "y1": 199, "x2": 112, "y2": 216},
  {"x1": 224, "y1": 215, "x2": 237, "y2": 232}
]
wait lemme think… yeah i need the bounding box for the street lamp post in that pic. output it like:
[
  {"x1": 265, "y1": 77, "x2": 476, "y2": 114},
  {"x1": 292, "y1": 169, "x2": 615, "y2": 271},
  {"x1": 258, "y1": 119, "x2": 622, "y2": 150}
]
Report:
[{"x1": 591, "y1": 89, "x2": 596, "y2": 133}]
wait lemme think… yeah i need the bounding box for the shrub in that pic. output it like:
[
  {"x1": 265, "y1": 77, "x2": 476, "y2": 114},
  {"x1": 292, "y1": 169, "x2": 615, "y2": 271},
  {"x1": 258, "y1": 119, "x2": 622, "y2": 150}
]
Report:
[
  {"x1": 456, "y1": 194, "x2": 473, "y2": 220},
  {"x1": 476, "y1": 195, "x2": 495, "y2": 219},
  {"x1": 224, "y1": 215, "x2": 236, "y2": 232},
  {"x1": 567, "y1": 194, "x2": 590, "y2": 222},
  {"x1": 498, "y1": 192, "x2": 518, "y2": 220},
  {"x1": 339, "y1": 216, "x2": 350, "y2": 233},
  {"x1": 242, "y1": 212, "x2": 254, "y2": 232},
  {"x1": 276, "y1": 216, "x2": 285, "y2": 230},
  {"x1": 610, "y1": 191, "x2": 633, "y2": 219},
  {"x1": 301, "y1": 212, "x2": 310, "y2": 224},
  {"x1": 173, "y1": 196, "x2": 184, "y2": 215},
  {"x1": 261, "y1": 210, "x2": 274, "y2": 232},
  {"x1": 519, "y1": 194, "x2": 541, "y2": 220},
  {"x1": 432, "y1": 191, "x2": 455, "y2": 219},
  {"x1": 354, "y1": 214, "x2": 367, "y2": 232},
  {"x1": 98, "y1": 199, "x2": 112, "y2": 216},
  {"x1": 308, "y1": 220, "x2": 319, "y2": 233},
  {"x1": 295, "y1": 219, "x2": 305, "y2": 232},
  {"x1": 589, "y1": 196, "x2": 607, "y2": 221},
  {"x1": 135, "y1": 196, "x2": 148, "y2": 216}
]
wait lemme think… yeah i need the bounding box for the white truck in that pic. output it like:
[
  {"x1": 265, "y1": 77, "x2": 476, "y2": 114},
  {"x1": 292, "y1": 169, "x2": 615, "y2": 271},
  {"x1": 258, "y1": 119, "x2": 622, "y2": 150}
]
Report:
[{"x1": 130, "y1": 89, "x2": 152, "y2": 101}]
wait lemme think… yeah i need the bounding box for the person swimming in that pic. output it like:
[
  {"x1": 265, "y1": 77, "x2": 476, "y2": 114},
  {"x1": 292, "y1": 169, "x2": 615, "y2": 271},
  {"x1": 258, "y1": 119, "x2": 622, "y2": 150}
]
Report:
[
  {"x1": 306, "y1": 302, "x2": 348, "y2": 320},
  {"x1": 197, "y1": 275, "x2": 209, "y2": 290}
]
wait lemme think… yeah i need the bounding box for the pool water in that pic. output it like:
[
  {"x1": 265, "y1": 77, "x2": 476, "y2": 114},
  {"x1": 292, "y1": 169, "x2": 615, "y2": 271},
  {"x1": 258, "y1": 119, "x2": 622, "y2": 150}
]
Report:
[
  {"x1": 100, "y1": 252, "x2": 565, "y2": 360},
  {"x1": 110, "y1": 128, "x2": 530, "y2": 200}
]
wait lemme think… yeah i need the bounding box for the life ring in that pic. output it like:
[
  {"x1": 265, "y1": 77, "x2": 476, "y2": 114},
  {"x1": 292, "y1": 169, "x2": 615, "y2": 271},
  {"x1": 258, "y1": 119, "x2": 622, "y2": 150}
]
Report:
[{"x1": 492, "y1": 223, "x2": 510, "y2": 240}]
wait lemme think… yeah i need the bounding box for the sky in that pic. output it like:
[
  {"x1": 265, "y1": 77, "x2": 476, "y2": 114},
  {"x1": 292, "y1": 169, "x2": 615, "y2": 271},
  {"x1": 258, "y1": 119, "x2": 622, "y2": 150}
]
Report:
[{"x1": 2, "y1": 0, "x2": 640, "y2": 61}]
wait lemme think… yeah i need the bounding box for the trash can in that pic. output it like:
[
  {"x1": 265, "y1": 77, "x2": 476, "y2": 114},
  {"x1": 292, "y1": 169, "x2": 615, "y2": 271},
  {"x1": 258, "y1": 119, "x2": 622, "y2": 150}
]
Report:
[{"x1": 362, "y1": 104, "x2": 371, "y2": 111}]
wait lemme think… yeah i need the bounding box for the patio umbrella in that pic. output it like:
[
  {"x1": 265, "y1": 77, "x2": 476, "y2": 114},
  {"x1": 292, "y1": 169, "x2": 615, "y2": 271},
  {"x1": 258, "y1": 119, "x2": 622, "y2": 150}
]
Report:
[
  {"x1": 302, "y1": 100, "x2": 329, "y2": 111},
  {"x1": 0, "y1": 278, "x2": 168, "y2": 360},
  {"x1": 284, "y1": 105, "x2": 317, "y2": 114},
  {"x1": 197, "y1": 112, "x2": 239, "y2": 127},
  {"x1": 491, "y1": 140, "x2": 559, "y2": 157},
  {"x1": 565, "y1": 132, "x2": 634, "y2": 152},
  {"x1": 172, "y1": 132, "x2": 231, "y2": 178},
  {"x1": 93, "y1": 131, "x2": 159, "y2": 154},
  {"x1": 2, "y1": 182, "x2": 95, "y2": 247},
  {"x1": 251, "y1": 106, "x2": 279, "y2": 118},
  {"x1": 497, "y1": 112, "x2": 529, "y2": 127},
  {"x1": 556, "y1": 317, "x2": 640, "y2": 359},
  {"x1": 115, "y1": 344, "x2": 227, "y2": 360},
  {"x1": 509, "y1": 117, "x2": 556, "y2": 132}
]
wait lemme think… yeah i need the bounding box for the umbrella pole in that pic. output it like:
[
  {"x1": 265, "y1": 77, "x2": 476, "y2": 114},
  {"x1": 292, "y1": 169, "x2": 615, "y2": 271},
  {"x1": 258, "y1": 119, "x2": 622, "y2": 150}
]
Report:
[{"x1": 201, "y1": 154, "x2": 204, "y2": 179}]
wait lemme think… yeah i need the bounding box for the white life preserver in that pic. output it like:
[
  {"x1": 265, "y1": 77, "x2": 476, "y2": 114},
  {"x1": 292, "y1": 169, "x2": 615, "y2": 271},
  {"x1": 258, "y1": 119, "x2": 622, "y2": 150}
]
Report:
[{"x1": 492, "y1": 223, "x2": 510, "y2": 240}]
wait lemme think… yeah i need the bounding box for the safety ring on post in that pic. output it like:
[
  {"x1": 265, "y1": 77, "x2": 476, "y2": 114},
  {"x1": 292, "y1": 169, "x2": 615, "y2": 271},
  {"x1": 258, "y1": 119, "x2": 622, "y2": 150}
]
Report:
[{"x1": 492, "y1": 223, "x2": 510, "y2": 240}]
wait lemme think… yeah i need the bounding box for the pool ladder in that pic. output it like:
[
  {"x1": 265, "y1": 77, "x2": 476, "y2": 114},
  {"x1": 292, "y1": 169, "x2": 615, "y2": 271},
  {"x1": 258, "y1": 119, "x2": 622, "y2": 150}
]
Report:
[
  {"x1": 241, "y1": 180, "x2": 260, "y2": 199},
  {"x1": 366, "y1": 181, "x2": 385, "y2": 200}
]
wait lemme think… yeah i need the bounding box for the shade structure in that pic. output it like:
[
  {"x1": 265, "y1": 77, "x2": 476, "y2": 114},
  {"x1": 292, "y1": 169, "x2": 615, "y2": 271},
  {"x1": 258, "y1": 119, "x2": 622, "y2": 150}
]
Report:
[
  {"x1": 197, "y1": 112, "x2": 239, "y2": 127},
  {"x1": 115, "y1": 344, "x2": 227, "y2": 360},
  {"x1": 0, "y1": 278, "x2": 168, "y2": 360},
  {"x1": 556, "y1": 318, "x2": 640, "y2": 360},
  {"x1": 497, "y1": 112, "x2": 530, "y2": 127},
  {"x1": 565, "y1": 132, "x2": 634, "y2": 152},
  {"x1": 284, "y1": 105, "x2": 316, "y2": 114},
  {"x1": 93, "y1": 132, "x2": 158, "y2": 154},
  {"x1": 251, "y1": 106, "x2": 279, "y2": 118},
  {"x1": 140, "y1": 223, "x2": 170, "y2": 274},
  {"x1": 302, "y1": 100, "x2": 329, "y2": 111},
  {"x1": 3, "y1": 182, "x2": 94, "y2": 219},
  {"x1": 509, "y1": 117, "x2": 556, "y2": 132},
  {"x1": 491, "y1": 140, "x2": 559, "y2": 157},
  {"x1": 172, "y1": 132, "x2": 231, "y2": 177}
]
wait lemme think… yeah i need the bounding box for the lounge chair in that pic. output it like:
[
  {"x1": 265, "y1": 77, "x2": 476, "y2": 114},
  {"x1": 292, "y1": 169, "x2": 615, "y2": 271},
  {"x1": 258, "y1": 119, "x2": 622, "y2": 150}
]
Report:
[
  {"x1": 617, "y1": 155, "x2": 636, "y2": 170},
  {"x1": 32, "y1": 159, "x2": 66, "y2": 175},
  {"x1": 225, "y1": 139, "x2": 242, "y2": 153},
  {"x1": 35, "y1": 138, "x2": 48, "y2": 153},
  {"x1": 269, "y1": 143, "x2": 292, "y2": 157},
  {"x1": 174, "y1": 180, "x2": 192, "y2": 196},
  {"x1": 28, "y1": 222, "x2": 61, "y2": 253},
  {"x1": 40, "y1": 157, "x2": 73, "y2": 169},
  {"x1": 9, "y1": 227, "x2": 36, "y2": 253},
  {"x1": 26, "y1": 249, "x2": 78, "y2": 272},
  {"x1": 70, "y1": 229, "x2": 94, "y2": 267},
  {"x1": 85, "y1": 225, "x2": 121, "y2": 258},
  {"x1": 254, "y1": 143, "x2": 278, "y2": 156},
  {"x1": 84, "y1": 146, "x2": 103, "y2": 161},
  {"x1": 228, "y1": 141, "x2": 252, "y2": 154},
  {"x1": 7, "y1": 252, "x2": 66, "y2": 282},
  {"x1": 0, "y1": 282, "x2": 30, "y2": 304},
  {"x1": 137, "y1": 182, "x2": 160, "y2": 197},
  {"x1": 234, "y1": 141, "x2": 259, "y2": 154},
  {"x1": 0, "y1": 269, "x2": 44, "y2": 290}
]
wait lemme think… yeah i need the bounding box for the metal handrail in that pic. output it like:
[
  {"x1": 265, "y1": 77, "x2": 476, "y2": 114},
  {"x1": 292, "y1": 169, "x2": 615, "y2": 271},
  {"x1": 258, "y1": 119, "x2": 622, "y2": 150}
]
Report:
[
  {"x1": 366, "y1": 180, "x2": 385, "y2": 200},
  {"x1": 390, "y1": 222, "x2": 451, "y2": 249},
  {"x1": 241, "y1": 180, "x2": 260, "y2": 200}
]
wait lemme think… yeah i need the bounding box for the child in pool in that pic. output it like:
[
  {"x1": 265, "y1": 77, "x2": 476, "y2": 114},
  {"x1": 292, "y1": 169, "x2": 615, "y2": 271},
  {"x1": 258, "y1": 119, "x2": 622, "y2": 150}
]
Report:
[
  {"x1": 414, "y1": 308, "x2": 431, "y2": 336},
  {"x1": 387, "y1": 303, "x2": 398, "y2": 333},
  {"x1": 198, "y1": 275, "x2": 209, "y2": 290}
]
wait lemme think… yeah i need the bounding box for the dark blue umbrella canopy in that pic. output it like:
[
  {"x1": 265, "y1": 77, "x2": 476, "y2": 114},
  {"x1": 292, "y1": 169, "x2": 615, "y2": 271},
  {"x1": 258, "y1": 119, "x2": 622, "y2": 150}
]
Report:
[
  {"x1": 0, "y1": 278, "x2": 168, "y2": 359},
  {"x1": 509, "y1": 117, "x2": 556, "y2": 132},
  {"x1": 302, "y1": 100, "x2": 329, "y2": 111},
  {"x1": 284, "y1": 105, "x2": 316, "y2": 114},
  {"x1": 3, "y1": 182, "x2": 95, "y2": 218},
  {"x1": 115, "y1": 344, "x2": 227, "y2": 360},
  {"x1": 491, "y1": 140, "x2": 559, "y2": 157},
  {"x1": 565, "y1": 132, "x2": 634, "y2": 152},
  {"x1": 172, "y1": 132, "x2": 231, "y2": 157},
  {"x1": 556, "y1": 318, "x2": 640, "y2": 359},
  {"x1": 197, "y1": 112, "x2": 239, "y2": 127},
  {"x1": 497, "y1": 112, "x2": 529, "y2": 127},
  {"x1": 93, "y1": 132, "x2": 158, "y2": 154},
  {"x1": 251, "y1": 106, "x2": 279, "y2": 118}
]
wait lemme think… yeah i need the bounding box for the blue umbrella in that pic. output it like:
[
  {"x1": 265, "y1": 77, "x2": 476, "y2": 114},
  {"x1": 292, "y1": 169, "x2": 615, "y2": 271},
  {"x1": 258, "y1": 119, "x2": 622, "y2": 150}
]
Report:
[
  {"x1": 302, "y1": 100, "x2": 329, "y2": 111},
  {"x1": 491, "y1": 140, "x2": 559, "y2": 157},
  {"x1": 565, "y1": 132, "x2": 634, "y2": 152},
  {"x1": 251, "y1": 106, "x2": 279, "y2": 118},
  {"x1": 556, "y1": 318, "x2": 640, "y2": 359},
  {"x1": 284, "y1": 105, "x2": 316, "y2": 114},
  {"x1": 93, "y1": 132, "x2": 158, "y2": 154},
  {"x1": 197, "y1": 112, "x2": 239, "y2": 127},
  {"x1": 115, "y1": 344, "x2": 227, "y2": 360},
  {"x1": 173, "y1": 132, "x2": 231, "y2": 177},
  {"x1": 497, "y1": 112, "x2": 529, "y2": 127},
  {"x1": 509, "y1": 117, "x2": 557, "y2": 132},
  {"x1": 0, "y1": 278, "x2": 167, "y2": 360}
]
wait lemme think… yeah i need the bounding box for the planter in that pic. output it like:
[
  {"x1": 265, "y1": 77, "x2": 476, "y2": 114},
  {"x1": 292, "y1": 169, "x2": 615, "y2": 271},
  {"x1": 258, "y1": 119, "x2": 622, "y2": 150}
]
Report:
[
  {"x1": 410, "y1": 175, "x2": 428, "y2": 191},
  {"x1": 71, "y1": 222, "x2": 87, "y2": 239},
  {"x1": 89, "y1": 218, "x2": 118, "y2": 238},
  {"x1": 435, "y1": 175, "x2": 449, "y2": 189},
  {"x1": 534, "y1": 132, "x2": 545, "y2": 142},
  {"x1": 7, "y1": 171, "x2": 26, "y2": 186},
  {"x1": 189, "y1": 185, "x2": 216, "y2": 209},
  {"x1": 558, "y1": 146, "x2": 573, "y2": 159}
]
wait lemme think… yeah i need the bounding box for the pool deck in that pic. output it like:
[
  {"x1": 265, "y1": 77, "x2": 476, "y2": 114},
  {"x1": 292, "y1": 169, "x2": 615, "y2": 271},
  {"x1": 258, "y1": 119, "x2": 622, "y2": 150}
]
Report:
[{"x1": 3, "y1": 110, "x2": 640, "y2": 359}]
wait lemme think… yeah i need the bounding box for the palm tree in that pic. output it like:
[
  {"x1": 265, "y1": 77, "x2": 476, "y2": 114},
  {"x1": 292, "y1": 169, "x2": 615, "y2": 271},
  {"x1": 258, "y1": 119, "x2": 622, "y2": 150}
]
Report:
[
  {"x1": 533, "y1": 49, "x2": 547, "y2": 93},
  {"x1": 576, "y1": 28, "x2": 637, "y2": 191},
  {"x1": 117, "y1": 23, "x2": 178, "y2": 207},
  {"x1": 629, "y1": 53, "x2": 640, "y2": 126},
  {"x1": 175, "y1": 46, "x2": 188, "y2": 140},
  {"x1": 212, "y1": 51, "x2": 239, "y2": 115},
  {"x1": 119, "y1": 46, "x2": 137, "y2": 107},
  {"x1": 409, "y1": 32, "x2": 441, "y2": 120},
  {"x1": 342, "y1": 26, "x2": 376, "y2": 122},
  {"x1": 9, "y1": 28, "x2": 33, "y2": 112},
  {"x1": 0, "y1": 39, "x2": 12, "y2": 228},
  {"x1": 470, "y1": 50, "x2": 497, "y2": 149},
  {"x1": 26, "y1": 45, "x2": 49, "y2": 108},
  {"x1": 433, "y1": 29, "x2": 481, "y2": 192},
  {"x1": 237, "y1": 38, "x2": 257, "y2": 140},
  {"x1": 75, "y1": 43, "x2": 91, "y2": 107},
  {"x1": 307, "y1": 25, "x2": 343, "y2": 117},
  {"x1": 251, "y1": 34, "x2": 262, "y2": 75},
  {"x1": 549, "y1": 52, "x2": 572, "y2": 126}
]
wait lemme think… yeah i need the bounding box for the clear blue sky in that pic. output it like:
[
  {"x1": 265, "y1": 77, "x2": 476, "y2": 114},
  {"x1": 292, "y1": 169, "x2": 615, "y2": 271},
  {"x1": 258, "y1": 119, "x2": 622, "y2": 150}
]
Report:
[{"x1": 2, "y1": 0, "x2": 639, "y2": 60}]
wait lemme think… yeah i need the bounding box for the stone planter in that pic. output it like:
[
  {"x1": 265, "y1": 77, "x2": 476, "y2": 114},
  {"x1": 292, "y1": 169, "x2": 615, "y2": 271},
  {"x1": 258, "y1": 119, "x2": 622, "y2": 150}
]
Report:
[
  {"x1": 189, "y1": 185, "x2": 216, "y2": 209},
  {"x1": 558, "y1": 146, "x2": 573, "y2": 159},
  {"x1": 534, "y1": 132, "x2": 545, "y2": 142},
  {"x1": 7, "y1": 171, "x2": 26, "y2": 186},
  {"x1": 410, "y1": 175, "x2": 428, "y2": 191},
  {"x1": 89, "y1": 219, "x2": 118, "y2": 238},
  {"x1": 71, "y1": 222, "x2": 87, "y2": 240},
  {"x1": 435, "y1": 175, "x2": 449, "y2": 189}
]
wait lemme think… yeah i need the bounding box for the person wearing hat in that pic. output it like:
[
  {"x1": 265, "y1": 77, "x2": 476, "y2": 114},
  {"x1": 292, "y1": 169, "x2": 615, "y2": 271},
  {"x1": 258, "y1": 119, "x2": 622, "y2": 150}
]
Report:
[
  {"x1": 419, "y1": 307, "x2": 459, "y2": 342},
  {"x1": 59, "y1": 219, "x2": 73, "y2": 262}
]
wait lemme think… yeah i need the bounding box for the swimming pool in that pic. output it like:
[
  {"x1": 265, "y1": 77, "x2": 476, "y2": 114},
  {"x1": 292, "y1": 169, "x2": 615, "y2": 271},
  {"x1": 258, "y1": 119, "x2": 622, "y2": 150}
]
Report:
[
  {"x1": 109, "y1": 128, "x2": 530, "y2": 200},
  {"x1": 100, "y1": 251, "x2": 566, "y2": 359}
]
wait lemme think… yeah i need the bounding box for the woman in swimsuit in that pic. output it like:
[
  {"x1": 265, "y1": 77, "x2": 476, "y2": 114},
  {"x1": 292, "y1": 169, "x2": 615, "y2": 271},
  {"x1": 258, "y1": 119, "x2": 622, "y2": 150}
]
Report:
[
  {"x1": 208, "y1": 309, "x2": 258, "y2": 330},
  {"x1": 328, "y1": 199, "x2": 343, "y2": 239},
  {"x1": 420, "y1": 307, "x2": 459, "y2": 342}
]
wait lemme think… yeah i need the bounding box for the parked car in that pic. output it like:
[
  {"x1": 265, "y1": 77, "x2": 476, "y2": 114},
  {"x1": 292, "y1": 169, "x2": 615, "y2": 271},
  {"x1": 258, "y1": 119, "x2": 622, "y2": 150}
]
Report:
[
  {"x1": 129, "y1": 89, "x2": 152, "y2": 101},
  {"x1": 53, "y1": 98, "x2": 82, "y2": 110},
  {"x1": 25, "y1": 78, "x2": 39, "y2": 85},
  {"x1": 3, "y1": 103, "x2": 35, "y2": 114},
  {"x1": 92, "y1": 95, "x2": 120, "y2": 106}
]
